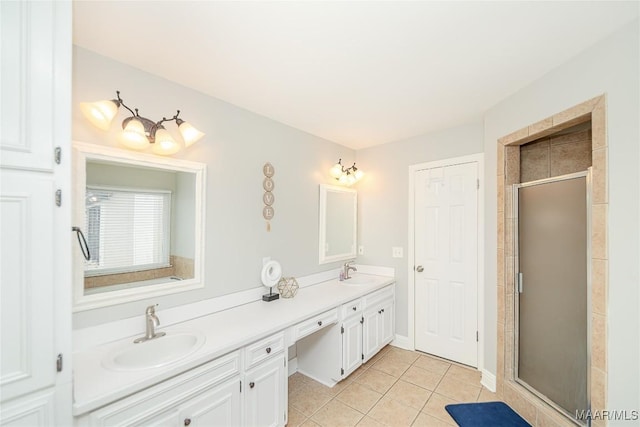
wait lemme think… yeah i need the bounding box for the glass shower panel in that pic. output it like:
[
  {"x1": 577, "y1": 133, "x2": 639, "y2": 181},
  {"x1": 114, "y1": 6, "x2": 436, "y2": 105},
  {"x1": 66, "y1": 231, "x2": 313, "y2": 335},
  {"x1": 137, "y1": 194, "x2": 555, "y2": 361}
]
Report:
[{"x1": 516, "y1": 175, "x2": 588, "y2": 418}]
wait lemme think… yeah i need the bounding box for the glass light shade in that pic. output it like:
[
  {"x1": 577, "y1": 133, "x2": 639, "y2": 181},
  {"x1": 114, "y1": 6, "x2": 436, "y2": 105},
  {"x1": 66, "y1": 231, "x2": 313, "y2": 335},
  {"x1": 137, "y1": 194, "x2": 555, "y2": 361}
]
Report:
[
  {"x1": 330, "y1": 163, "x2": 343, "y2": 179},
  {"x1": 178, "y1": 121, "x2": 205, "y2": 148},
  {"x1": 80, "y1": 100, "x2": 119, "y2": 131},
  {"x1": 354, "y1": 169, "x2": 364, "y2": 181},
  {"x1": 338, "y1": 174, "x2": 348, "y2": 185},
  {"x1": 346, "y1": 174, "x2": 356, "y2": 186},
  {"x1": 152, "y1": 128, "x2": 181, "y2": 155},
  {"x1": 119, "y1": 119, "x2": 150, "y2": 150}
]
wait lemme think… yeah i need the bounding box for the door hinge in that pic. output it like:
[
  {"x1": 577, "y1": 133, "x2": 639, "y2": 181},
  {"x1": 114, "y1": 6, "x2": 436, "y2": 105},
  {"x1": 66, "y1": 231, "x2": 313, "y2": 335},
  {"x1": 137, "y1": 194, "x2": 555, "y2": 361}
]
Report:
[
  {"x1": 361, "y1": 354, "x2": 364, "y2": 361},
  {"x1": 341, "y1": 368, "x2": 344, "y2": 375},
  {"x1": 55, "y1": 189, "x2": 62, "y2": 207},
  {"x1": 240, "y1": 380, "x2": 242, "y2": 393},
  {"x1": 341, "y1": 326, "x2": 344, "y2": 334},
  {"x1": 56, "y1": 354, "x2": 63, "y2": 372},
  {"x1": 477, "y1": 179, "x2": 480, "y2": 189},
  {"x1": 476, "y1": 331, "x2": 479, "y2": 342},
  {"x1": 54, "y1": 147, "x2": 62, "y2": 165},
  {"x1": 360, "y1": 316, "x2": 364, "y2": 324},
  {"x1": 284, "y1": 358, "x2": 286, "y2": 367}
]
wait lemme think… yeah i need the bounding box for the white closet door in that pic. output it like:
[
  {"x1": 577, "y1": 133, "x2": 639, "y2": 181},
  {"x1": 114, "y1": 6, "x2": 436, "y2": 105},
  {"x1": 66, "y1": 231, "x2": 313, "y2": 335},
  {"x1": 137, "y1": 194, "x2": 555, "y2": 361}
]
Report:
[{"x1": 414, "y1": 162, "x2": 478, "y2": 366}]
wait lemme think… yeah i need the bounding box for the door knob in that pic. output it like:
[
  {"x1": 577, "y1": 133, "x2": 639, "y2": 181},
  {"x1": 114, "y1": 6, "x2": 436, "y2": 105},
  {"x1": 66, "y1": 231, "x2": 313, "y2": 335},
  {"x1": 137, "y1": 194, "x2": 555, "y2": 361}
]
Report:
[{"x1": 416, "y1": 265, "x2": 424, "y2": 272}]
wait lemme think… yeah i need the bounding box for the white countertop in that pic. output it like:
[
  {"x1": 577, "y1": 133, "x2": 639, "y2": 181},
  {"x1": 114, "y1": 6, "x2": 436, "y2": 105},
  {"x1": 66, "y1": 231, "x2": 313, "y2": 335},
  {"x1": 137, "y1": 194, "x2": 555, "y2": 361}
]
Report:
[{"x1": 72, "y1": 273, "x2": 395, "y2": 416}]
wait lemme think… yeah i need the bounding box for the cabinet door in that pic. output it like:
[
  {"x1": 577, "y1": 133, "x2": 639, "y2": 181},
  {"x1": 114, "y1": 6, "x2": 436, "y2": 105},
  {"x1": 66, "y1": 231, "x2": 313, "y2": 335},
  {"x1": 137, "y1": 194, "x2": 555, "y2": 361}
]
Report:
[
  {"x1": 178, "y1": 377, "x2": 241, "y2": 427},
  {"x1": 379, "y1": 299, "x2": 395, "y2": 346},
  {"x1": 244, "y1": 354, "x2": 286, "y2": 427},
  {"x1": 0, "y1": 1, "x2": 56, "y2": 171},
  {"x1": 0, "y1": 171, "x2": 55, "y2": 401},
  {"x1": 362, "y1": 308, "x2": 380, "y2": 362},
  {"x1": 342, "y1": 316, "x2": 363, "y2": 377}
]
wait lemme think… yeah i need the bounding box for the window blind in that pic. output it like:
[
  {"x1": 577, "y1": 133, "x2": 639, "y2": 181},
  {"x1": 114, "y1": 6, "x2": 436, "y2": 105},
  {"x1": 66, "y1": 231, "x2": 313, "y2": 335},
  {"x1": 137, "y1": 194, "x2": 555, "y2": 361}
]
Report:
[{"x1": 85, "y1": 186, "x2": 172, "y2": 276}]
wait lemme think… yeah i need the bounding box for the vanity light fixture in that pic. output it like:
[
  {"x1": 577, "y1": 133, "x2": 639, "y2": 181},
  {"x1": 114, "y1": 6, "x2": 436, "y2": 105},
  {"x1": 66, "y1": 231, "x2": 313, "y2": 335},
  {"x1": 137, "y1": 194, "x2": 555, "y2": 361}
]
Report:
[
  {"x1": 80, "y1": 91, "x2": 205, "y2": 155},
  {"x1": 330, "y1": 159, "x2": 364, "y2": 186}
]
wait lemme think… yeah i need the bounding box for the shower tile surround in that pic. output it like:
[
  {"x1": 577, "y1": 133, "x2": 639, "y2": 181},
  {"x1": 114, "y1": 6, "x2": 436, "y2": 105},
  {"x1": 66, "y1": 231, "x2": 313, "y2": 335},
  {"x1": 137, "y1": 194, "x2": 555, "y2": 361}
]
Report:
[
  {"x1": 496, "y1": 95, "x2": 608, "y2": 426},
  {"x1": 84, "y1": 255, "x2": 194, "y2": 289}
]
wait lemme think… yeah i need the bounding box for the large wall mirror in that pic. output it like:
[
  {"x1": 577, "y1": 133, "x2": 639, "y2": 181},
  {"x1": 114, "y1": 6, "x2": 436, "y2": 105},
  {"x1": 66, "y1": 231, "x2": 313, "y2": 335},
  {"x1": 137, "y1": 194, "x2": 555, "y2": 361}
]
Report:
[
  {"x1": 319, "y1": 184, "x2": 357, "y2": 264},
  {"x1": 72, "y1": 141, "x2": 206, "y2": 311}
]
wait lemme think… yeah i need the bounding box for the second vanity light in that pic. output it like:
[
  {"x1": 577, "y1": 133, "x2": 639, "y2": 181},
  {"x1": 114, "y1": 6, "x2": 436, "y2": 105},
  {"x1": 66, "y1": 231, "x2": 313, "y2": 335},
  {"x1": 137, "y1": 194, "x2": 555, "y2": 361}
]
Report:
[
  {"x1": 330, "y1": 159, "x2": 364, "y2": 186},
  {"x1": 80, "y1": 91, "x2": 205, "y2": 155}
]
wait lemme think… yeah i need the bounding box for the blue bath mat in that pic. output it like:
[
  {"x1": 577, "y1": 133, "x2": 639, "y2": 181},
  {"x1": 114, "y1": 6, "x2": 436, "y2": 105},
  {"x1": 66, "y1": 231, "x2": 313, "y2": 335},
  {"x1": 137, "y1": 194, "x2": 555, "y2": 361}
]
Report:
[{"x1": 445, "y1": 401, "x2": 531, "y2": 427}]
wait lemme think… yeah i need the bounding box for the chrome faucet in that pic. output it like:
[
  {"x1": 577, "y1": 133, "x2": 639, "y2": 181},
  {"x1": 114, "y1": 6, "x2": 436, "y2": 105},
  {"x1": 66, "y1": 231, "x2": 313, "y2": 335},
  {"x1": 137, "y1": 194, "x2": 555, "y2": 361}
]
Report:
[
  {"x1": 343, "y1": 261, "x2": 357, "y2": 280},
  {"x1": 134, "y1": 304, "x2": 166, "y2": 343}
]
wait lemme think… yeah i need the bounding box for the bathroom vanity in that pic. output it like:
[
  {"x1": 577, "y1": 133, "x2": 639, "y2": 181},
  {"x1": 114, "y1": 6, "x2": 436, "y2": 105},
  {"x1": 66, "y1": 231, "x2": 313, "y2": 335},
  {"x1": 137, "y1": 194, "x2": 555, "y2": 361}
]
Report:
[{"x1": 73, "y1": 273, "x2": 395, "y2": 426}]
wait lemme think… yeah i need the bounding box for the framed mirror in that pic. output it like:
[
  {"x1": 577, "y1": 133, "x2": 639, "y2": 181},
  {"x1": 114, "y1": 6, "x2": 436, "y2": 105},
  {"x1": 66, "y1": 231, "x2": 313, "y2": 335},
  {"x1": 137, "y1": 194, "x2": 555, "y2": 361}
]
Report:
[
  {"x1": 72, "y1": 141, "x2": 206, "y2": 311},
  {"x1": 319, "y1": 184, "x2": 357, "y2": 264}
]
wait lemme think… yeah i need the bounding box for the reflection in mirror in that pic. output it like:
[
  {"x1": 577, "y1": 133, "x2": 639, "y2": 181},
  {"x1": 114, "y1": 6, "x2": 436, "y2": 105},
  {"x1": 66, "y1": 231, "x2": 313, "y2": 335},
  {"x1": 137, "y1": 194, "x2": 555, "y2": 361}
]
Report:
[
  {"x1": 319, "y1": 184, "x2": 357, "y2": 264},
  {"x1": 72, "y1": 142, "x2": 205, "y2": 311}
]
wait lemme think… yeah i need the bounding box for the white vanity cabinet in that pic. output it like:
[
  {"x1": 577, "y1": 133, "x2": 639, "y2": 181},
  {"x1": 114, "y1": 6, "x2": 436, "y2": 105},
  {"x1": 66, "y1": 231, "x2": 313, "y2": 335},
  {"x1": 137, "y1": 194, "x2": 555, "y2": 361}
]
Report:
[
  {"x1": 341, "y1": 306, "x2": 364, "y2": 377},
  {"x1": 78, "y1": 333, "x2": 289, "y2": 427},
  {"x1": 242, "y1": 333, "x2": 287, "y2": 427},
  {"x1": 362, "y1": 286, "x2": 395, "y2": 362},
  {"x1": 78, "y1": 352, "x2": 242, "y2": 427},
  {"x1": 296, "y1": 284, "x2": 395, "y2": 385}
]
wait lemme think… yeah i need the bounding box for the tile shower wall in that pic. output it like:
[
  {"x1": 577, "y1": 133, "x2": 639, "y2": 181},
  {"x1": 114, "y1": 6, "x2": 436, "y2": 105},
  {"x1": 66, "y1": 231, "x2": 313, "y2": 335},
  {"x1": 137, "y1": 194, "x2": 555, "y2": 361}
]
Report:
[
  {"x1": 84, "y1": 255, "x2": 194, "y2": 289},
  {"x1": 520, "y1": 128, "x2": 592, "y2": 182}
]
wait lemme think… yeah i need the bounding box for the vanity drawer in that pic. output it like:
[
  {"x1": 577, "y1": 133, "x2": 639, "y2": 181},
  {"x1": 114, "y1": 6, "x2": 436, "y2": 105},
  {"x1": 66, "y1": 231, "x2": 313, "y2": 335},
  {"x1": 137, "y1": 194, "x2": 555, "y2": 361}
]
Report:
[
  {"x1": 292, "y1": 308, "x2": 338, "y2": 342},
  {"x1": 363, "y1": 284, "x2": 395, "y2": 309},
  {"x1": 244, "y1": 331, "x2": 285, "y2": 370},
  {"x1": 341, "y1": 298, "x2": 363, "y2": 318}
]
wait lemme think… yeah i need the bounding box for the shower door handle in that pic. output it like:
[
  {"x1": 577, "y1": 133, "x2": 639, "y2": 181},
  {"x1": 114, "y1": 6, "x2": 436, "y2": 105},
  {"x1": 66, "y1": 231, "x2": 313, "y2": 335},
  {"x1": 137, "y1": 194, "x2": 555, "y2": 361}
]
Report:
[{"x1": 518, "y1": 272, "x2": 523, "y2": 293}]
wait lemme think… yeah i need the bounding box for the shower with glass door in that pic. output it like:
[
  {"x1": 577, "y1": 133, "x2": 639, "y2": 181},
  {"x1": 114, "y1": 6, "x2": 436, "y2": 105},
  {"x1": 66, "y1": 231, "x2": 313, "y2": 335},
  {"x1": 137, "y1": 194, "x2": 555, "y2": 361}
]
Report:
[{"x1": 513, "y1": 170, "x2": 591, "y2": 424}]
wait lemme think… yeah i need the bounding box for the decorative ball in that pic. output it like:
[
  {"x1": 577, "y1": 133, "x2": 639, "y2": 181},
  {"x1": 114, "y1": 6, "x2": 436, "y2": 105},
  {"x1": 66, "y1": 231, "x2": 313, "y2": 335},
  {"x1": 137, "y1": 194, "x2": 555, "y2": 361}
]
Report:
[{"x1": 277, "y1": 277, "x2": 299, "y2": 298}]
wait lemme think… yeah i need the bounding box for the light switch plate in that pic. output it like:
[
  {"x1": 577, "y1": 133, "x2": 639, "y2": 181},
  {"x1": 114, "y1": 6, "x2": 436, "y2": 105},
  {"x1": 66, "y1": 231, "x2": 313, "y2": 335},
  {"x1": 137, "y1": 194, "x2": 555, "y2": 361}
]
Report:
[{"x1": 392, "y1": 247, "x2": 403, "y2": 258}]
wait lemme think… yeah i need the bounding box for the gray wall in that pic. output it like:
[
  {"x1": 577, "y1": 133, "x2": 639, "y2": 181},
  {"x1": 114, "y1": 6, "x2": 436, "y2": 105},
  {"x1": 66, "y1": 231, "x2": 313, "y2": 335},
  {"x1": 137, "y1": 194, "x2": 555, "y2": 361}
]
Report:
[
  {"x1": 355, "y1": 123, "x2": 484, "y2": 336},
  {"x1": 73, "y1": 47, "x2": 355, "y2": 328},
  {"x1": 483, "y1": 20, "x2": 639, "y2": 422}
]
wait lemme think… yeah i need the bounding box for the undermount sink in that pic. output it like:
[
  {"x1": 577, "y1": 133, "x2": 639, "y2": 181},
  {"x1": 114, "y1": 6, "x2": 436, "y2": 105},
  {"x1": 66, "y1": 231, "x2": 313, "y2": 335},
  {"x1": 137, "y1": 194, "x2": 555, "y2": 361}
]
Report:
[
  {"x1": 342, "y1": 275, "x2": 375, "y2": 285},
  {"x1": 102, "y1": 331, "x2": 205, "y2": 371}
]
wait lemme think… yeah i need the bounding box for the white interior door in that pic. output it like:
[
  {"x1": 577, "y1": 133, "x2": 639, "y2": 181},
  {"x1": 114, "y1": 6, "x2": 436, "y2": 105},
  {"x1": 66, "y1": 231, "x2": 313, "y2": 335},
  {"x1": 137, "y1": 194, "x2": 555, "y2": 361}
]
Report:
[{"x1": 414, "y1": 161, "x2": 478, "y2": 367}]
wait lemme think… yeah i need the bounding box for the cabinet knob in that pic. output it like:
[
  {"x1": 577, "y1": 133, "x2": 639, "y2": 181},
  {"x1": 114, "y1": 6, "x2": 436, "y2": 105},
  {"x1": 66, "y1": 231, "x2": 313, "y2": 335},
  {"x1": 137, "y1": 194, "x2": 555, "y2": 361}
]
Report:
[
  {"x1": 378, "y1": 310, "x2": 382, "y2": 314},
  {"x1": 184, "y1": 418, "x2": 191, "y2": 426},
  {"x1": 250, "y1": 382, "x2": 255, "y2": 388},
  {"x1": 352, "y1": 306, "x2": 357, "y2": 311},
  {"x1": 317, "y1": 320, "x2": 323, "y2": 326},
  {"x1": 381, "y1": 309, "x2": 385, "y2": 313},
  {"x1": 266, "y1": 347, "x2": 271, "y2": 354}
]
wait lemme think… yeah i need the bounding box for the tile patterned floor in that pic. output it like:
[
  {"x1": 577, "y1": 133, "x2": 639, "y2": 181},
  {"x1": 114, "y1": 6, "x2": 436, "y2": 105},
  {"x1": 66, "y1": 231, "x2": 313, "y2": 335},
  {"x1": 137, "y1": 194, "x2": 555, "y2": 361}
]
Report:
[{"x1": 287, "y1": 346, "x2": 501, "y2": 427}]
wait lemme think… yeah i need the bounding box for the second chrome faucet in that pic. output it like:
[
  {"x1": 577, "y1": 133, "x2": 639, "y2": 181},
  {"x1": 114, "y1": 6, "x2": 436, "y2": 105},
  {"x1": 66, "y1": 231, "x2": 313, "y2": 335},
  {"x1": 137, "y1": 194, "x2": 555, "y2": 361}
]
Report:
[
  {"x1": 343, "y1": 261, "x2": 357, "y2": 280},
  {"x1": 134, "y1": 304, "x2": 166, "y2": 343}
]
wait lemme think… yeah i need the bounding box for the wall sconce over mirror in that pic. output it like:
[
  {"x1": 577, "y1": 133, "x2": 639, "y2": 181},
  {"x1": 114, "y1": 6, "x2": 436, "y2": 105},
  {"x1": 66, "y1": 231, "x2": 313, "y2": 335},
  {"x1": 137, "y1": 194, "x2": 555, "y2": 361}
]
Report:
[
  {"x1": 330, "y1": 159, "x2": 364, "y2": 186},
  {"x1": 80, "y1": 91, "x2": 205, "y2": 156}
]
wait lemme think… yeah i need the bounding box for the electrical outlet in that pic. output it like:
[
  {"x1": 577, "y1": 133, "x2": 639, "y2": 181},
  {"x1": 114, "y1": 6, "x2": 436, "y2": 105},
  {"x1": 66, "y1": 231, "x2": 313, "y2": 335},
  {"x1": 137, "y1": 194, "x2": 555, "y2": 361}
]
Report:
[
  {"x1": 358, "y1": 246, "x2": 364, "y2": 255},
  {"x1": 392, "y1": 247, "x2": 403, "y2": 258}
]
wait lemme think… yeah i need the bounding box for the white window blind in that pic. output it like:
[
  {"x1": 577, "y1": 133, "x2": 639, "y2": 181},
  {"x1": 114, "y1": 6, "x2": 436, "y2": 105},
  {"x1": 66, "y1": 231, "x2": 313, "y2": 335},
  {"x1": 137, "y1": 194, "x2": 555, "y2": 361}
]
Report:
[{"x1": 85, "y1": 186, "x2": 172, "y2": 276}]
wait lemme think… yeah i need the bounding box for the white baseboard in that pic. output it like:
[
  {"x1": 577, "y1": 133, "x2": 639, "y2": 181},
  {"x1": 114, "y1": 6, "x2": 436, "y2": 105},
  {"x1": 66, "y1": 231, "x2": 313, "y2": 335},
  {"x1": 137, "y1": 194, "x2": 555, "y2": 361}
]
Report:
[
  {"x1": 481, "y1": 369, "x2": 496, "y2": 392},
  {"x1": 288, "y1": 357, "x2": 298, "y2": 377},
  {"x1": 390, "y1": 334, "x2": 412, "y2": 350}
]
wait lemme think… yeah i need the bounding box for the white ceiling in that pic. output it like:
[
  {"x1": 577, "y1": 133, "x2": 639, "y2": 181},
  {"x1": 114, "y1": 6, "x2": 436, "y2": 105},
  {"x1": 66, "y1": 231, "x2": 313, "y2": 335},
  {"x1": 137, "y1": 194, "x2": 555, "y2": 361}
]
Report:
[{"x1": 73, "y1": 1, "x2": 639, "y2": 150}]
